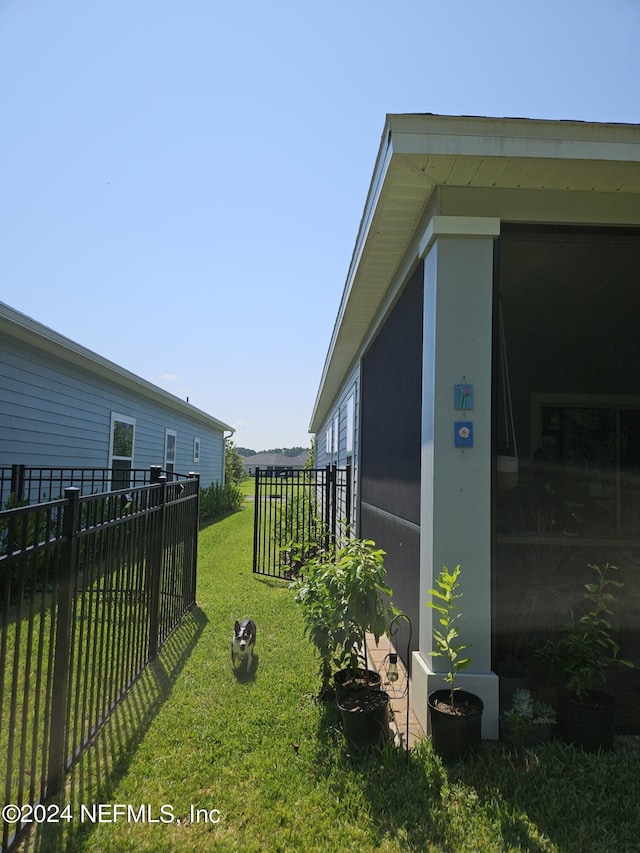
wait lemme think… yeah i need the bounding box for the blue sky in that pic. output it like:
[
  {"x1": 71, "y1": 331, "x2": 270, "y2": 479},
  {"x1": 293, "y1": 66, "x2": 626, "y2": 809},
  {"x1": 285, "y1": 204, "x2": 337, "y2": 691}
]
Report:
[{"x1": 2, "y1": 1, "x2": 638, "y2": 450}]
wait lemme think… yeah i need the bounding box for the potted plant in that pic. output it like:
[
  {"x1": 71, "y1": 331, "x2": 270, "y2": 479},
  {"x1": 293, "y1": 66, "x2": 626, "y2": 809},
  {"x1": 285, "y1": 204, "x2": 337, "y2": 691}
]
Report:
[
  {"x1": 535, "y1": 562, "x2": 634, "y2": 751},
  {"x1": 295, "y1": 536, "x2": 397, "y2": 749},
  {"x1": 501, "y1": 688, "x2": 556, "y2": 749},
  {"x1": 290, "y1": 537, "x2": 390, "y2": 704},
  {"x1": 427, "y1": 565, "x2": 484, "y2": 761},
  {"x1": 290, "y1": 546, "x2": 337, "y2": 699}
]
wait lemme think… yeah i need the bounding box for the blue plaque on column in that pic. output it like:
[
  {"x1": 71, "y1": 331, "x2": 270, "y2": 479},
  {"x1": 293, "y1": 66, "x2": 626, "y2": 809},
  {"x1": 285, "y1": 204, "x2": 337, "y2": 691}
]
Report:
[{"x1": 454, "y1": 421, "x2": 473, "y2": 447}]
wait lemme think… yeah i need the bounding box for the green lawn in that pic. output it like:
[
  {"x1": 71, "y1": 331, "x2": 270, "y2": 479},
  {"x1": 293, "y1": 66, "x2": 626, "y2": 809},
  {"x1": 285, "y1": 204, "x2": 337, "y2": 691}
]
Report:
[
  {"x1": 237, "y1": 476, "x2": 255, "y2": 498},
  {"x1": 22, "y1": 501, "x2": 640, "y2": 853}
]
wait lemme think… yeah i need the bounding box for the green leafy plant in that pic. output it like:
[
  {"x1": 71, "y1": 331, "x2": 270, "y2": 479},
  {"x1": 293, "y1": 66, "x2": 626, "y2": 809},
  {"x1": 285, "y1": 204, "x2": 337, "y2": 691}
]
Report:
[
  {"x1": 503, "y1": 688, "x2": 556, "y2": 749},
  {"x1": 291, "y1": 544, "x2": 336, "y2": 697},
  {"x1": 199, "y1": 481, "x2": 244, "y2": 521},
  {"x1": 536, "y1": 562, "x2": 634, "y2": 698},
  {"x1": 427, "y1": 564, "x2": 471, "y2": 709},
  {"x1": 277, "y1": 491, "x2": 326, "y2": 578},
  {"x1": 333, "y1": 537, "x2": 397, "y2": 684},
  {"x1": 291, "y1": 537, "x2": 397, "y2": 695}
]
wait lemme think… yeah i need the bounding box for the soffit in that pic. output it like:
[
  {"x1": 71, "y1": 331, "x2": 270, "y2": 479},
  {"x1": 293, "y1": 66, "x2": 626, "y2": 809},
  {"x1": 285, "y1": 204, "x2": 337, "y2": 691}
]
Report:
[{"x1": 309, "y1": 115, "x2": 640, "y2": 433}]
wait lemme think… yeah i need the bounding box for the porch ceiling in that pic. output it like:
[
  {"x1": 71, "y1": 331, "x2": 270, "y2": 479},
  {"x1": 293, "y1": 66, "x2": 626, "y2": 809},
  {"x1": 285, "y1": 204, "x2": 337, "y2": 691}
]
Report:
[{"x1": 310, "y1": 114, "x2": 640, "y2": 434}]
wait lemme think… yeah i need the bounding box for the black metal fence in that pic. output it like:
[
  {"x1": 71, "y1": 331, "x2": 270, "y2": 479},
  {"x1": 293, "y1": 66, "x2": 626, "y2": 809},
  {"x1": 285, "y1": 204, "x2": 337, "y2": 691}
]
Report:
[
  {"x1": 0, "y1": 467, "x2": 199, "y2": 852},
  {"x1": 0, "y1": 464, "x2": 174, "y2": 508},
  {"x1": 252, "y1": 466, "x2": 351, "y2": 577}
]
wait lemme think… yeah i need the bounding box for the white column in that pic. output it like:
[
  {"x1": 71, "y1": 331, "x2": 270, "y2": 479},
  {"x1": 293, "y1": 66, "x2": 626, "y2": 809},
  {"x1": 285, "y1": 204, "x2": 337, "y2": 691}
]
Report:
[{"x1": 411, "y1": 216, "x2": 500, "y2": 738}]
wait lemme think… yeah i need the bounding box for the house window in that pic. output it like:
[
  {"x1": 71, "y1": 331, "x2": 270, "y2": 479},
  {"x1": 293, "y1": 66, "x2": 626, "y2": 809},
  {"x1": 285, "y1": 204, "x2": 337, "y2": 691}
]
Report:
[
  {"x1": 194, "y1": 437, "x2": 201, "y2": 464},
  {"x1": 109, "y1": 413, "x2": 135, "y2": 490},
  {"x1": 532, "y1": 394, "x2": 640, "y2": 538},
  {"x1": 346, "y1": 395, "x2": 355, "y2": 454},
  {"x1": 165, "y1": 429, "x2": 177, "y2": 477}
]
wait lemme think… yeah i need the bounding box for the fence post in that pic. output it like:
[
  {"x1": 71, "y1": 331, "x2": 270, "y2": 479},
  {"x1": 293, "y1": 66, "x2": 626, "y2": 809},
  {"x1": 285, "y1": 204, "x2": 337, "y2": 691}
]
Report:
[
  {"x1": 345, "y1": 463, "x2": 352, "y2": 535},
  {"x1": 10, "y1": 464, "x2": 25, "y2": 503},
  {"x1": 323, "y1": 465, "x2": 331, "y2": 553},
  {"x1": 188, "y1": 472, "x2": 200, "y2": 607},
  {"x1": 47, "y1": 487, "x2": 80, "y2": 796},
  {"x1": 252, "y1": 468, "x2": 260, "y2": 573},
  {"x1": 148, "y1": 474, "x2": 166, "y2": 660}
]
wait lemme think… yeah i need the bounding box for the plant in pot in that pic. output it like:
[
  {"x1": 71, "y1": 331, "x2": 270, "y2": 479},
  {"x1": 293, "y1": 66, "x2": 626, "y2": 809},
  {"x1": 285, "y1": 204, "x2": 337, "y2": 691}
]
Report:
[
  {"x1": 427, "y1": 564, "x2": 484, "y2": 761},
  {"x1": 501, "y1": 688, "x2": 556, "y2": 750},
  {"x1": 535, "y1": 562, "x2": 634, "y2": 752},
  {"x1": 290, "y1": 544, "x2": 337, "y2": 700},
  {"x1": 329, "y1": 537, "x2": 398, "y2": 750},
  {"x1": 290, "y1": 536, "x2": 390, "y2": 704}
]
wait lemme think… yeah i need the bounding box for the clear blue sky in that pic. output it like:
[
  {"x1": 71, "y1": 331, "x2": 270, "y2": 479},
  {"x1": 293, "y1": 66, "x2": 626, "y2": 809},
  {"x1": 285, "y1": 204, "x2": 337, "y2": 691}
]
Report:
[{"x1": 2, "y1": 1, "x2": 638, "y2": 451}]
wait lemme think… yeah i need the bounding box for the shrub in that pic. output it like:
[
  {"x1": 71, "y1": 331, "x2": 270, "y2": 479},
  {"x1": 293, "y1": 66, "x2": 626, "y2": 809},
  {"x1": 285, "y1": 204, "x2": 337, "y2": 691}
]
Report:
[{"x1": 199, "y1": 481, "x2": 244, "y2": 521}]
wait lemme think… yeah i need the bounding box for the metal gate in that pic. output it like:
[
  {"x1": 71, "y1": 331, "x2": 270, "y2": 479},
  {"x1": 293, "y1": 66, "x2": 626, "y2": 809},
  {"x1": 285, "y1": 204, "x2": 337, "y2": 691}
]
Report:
[{"x1": 252, "y1": 465, "x2": 351, "y2": 577}]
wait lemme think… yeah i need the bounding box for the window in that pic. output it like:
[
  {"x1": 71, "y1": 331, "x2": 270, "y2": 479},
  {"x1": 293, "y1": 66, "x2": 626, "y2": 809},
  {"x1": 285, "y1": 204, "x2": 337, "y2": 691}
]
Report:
[
  {"x1": 194, "y1": 437, "x2": 201, "y2": 464},
  {"x1": 532, "y1": 394, "x2": 640, "y2": 538},
  {"x1": 109, "y1": 413, "x2": 135, "y2": 489},
  {"x1": 346, "y1": 395, "x2": 355, "y2": 454},
  {"x1": 165, "y1": 429, "x2": 177, "y2": 477}
]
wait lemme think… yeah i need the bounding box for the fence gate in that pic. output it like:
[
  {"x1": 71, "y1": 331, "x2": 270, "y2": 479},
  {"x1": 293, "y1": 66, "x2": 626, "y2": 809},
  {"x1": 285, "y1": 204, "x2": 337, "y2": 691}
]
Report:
[{"x1": 252, "y1": 466, "x2": 351, "y2": 577}]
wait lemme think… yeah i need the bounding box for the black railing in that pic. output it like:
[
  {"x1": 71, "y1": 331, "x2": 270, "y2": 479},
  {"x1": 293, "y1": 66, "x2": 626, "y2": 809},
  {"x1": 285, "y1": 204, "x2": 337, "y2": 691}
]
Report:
[
  {"x1": 0, "y1": 465, "x2": 183, "y2": 509},
  {"x1": 0, "y1": 467, "x2": 199, "y2": 852},
  {"x1": 253, "y1": 466, "x2": 351, "y2": 577}
]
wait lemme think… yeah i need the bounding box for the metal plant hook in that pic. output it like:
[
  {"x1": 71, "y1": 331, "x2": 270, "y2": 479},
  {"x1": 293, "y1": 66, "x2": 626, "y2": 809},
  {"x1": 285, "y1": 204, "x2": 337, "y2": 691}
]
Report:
[{"x1": 384, "y1": 612, "x2": 413, "y2": 760}]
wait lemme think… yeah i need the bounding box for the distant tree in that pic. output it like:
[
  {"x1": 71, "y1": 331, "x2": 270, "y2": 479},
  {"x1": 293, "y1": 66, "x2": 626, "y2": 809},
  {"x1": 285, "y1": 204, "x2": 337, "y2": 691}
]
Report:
[
  {"x1": 263, "y1": 446, "x2": 307, "y2": 457},
  {"x1": 225, "y1": 439, "x2": 248, "y2": 484},
  {"x1": 305, "y1": 437, "x2": 315, "y2": 469},
  {"x1": 236, "y1": 447, "x2": 257, "y2": 457}
]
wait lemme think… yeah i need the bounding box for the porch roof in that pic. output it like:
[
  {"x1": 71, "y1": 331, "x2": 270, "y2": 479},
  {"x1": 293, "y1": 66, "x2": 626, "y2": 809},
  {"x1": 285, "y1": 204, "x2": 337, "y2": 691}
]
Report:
[{"x1": 309, "y1": 114, "x2": 640, "y2": 434}]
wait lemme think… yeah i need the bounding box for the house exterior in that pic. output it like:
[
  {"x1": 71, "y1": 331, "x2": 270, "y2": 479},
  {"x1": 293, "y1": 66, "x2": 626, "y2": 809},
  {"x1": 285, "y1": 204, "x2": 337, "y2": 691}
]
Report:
[
  {"x1": 0, "y1": 302, "x2": 234, "y2": 491},
  {"x1": 243, "y1": 451, "x2": 310, "y2": 476},
  {"x1": 310, "y1": 114, "x2": 640, "y2": 737}
]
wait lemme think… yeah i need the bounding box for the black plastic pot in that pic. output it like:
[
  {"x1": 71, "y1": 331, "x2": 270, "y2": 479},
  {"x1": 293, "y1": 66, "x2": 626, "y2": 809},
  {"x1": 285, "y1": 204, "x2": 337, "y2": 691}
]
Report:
[
  {"x1": 557, "y1": 688, "x2": 616, "y2": 752},
  {"x1": 337, "y1": 688, "x2": 390, "y2": 751},
  {"x1": 428, "y1": 689, "x2": 484, "y2": 762},
  {"x1": 333, "y1": 668, "x2": 382, "y2": 703}
]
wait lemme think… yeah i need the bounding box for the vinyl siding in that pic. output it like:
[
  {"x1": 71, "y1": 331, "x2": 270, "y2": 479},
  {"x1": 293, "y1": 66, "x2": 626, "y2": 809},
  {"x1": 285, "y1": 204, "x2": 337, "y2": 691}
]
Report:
[
  {"x1": 314, "y1": 367, "x2": 360, "y2": 467},
  {"x1": 0, "y1": 334, "x2": 225, "y2": 485}
]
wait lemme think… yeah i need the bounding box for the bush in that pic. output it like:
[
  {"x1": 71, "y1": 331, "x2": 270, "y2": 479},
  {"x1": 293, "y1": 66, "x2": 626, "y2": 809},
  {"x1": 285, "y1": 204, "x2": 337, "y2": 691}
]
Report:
[{"x1": 199, "y1": 481, "x2": 244, "y2": 521}]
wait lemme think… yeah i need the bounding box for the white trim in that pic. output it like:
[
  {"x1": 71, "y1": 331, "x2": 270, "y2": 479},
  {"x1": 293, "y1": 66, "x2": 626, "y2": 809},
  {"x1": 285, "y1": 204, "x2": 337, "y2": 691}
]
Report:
[
  {"x1": 346, "y1": 394, "x2": 355, "y2": 454},
  {"x1": 418, "y1": 216, "x2": 501, "y2": 259},
  {"x1": 108, "y1": 412, "x2": 136, "y2": 465},
  {"x1": 164, "y1": 428, "x2": 177, "y2": 471}
]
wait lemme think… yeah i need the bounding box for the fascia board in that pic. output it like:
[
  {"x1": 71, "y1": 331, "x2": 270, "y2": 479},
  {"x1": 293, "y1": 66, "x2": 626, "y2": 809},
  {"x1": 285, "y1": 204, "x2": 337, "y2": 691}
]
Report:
[{"x1": 389, "y1": 114, "x2": 640, "y2": 163}]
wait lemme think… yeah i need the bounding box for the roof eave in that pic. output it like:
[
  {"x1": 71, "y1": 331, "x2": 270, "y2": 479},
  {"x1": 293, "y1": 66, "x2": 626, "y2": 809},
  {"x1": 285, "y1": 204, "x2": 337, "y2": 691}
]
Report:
[
  {"x1": 309, "y1": 114, "x2": 640, "y2": 435},
  {"x1": 0, "y1": 302, "x2": 235, "y2": 434}
]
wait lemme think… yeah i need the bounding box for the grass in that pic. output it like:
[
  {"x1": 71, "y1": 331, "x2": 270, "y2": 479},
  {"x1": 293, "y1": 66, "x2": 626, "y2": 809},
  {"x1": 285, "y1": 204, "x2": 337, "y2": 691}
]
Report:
[
  {"x1": 17, "y1": 501, "x2": 640, "y2": 852},
  {"x1": 237, "y1": 477, "x2": 255, "y2": 498}
]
